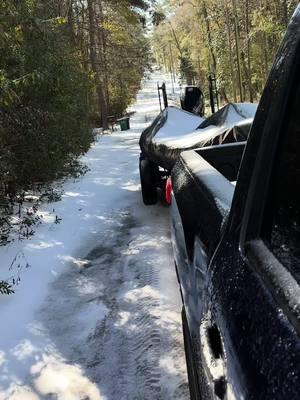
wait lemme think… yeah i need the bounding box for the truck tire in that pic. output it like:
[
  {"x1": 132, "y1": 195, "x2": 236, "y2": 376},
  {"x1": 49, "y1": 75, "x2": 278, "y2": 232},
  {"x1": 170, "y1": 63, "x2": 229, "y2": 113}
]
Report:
[{"x1": 139, "y1": 155, "x2": 158, "y2": 205}]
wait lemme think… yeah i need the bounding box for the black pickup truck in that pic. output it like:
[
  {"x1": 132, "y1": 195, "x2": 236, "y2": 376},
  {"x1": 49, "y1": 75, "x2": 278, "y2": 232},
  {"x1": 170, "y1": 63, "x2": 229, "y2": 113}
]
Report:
[{"x1": 171, "y1": 6, "x2": 300, "y2": 400}]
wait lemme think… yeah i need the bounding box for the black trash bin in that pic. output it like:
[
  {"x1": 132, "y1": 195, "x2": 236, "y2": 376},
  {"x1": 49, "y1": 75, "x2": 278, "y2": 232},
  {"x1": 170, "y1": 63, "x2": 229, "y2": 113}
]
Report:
[{"x1": 118, "y1": 116, "x2": 130, "y2": 131}]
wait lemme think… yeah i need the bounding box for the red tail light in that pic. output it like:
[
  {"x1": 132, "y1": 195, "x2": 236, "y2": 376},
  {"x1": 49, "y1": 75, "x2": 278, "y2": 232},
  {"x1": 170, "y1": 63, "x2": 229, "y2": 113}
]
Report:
[{"x1": 165, "y1": 177, "x2": 172, "y2": 205}]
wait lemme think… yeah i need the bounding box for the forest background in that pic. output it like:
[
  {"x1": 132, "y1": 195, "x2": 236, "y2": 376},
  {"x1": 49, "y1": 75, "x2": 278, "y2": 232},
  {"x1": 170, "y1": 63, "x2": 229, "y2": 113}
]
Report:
[{"x1": 152, "y1": 0, "x2": 299, "y2": 103}]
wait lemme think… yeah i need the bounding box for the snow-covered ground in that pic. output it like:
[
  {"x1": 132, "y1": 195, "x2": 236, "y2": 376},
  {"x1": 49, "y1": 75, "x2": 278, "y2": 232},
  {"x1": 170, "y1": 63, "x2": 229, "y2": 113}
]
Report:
[{"x1": 0, "y1": 72, "x2": 189, "y2": 399}]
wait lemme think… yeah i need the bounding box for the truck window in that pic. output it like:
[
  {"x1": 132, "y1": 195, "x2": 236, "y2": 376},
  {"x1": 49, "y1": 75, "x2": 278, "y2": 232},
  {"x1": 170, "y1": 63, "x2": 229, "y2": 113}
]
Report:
[{"x1": 262, "y1": 81, "x2": 300, "y2": 283}]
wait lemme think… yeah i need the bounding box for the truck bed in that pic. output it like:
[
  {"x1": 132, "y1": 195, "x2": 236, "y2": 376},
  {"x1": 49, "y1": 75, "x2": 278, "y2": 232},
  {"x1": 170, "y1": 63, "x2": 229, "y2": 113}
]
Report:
[{"x1": 171, "y1": 142, "x2": 245, "y2": 256}]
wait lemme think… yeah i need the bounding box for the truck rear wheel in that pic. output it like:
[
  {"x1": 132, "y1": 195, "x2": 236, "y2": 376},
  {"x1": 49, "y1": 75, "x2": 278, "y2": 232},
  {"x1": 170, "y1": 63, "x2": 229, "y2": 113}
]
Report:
[{"x1": 139, "y1": 155, "x2": 158, "y2": 205}]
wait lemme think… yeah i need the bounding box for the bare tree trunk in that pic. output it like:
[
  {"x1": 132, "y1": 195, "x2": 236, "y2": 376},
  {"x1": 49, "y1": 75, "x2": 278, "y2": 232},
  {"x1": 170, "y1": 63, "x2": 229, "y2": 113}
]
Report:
[
  {"x1": 232, "y1": 0, "x2": 243, "y2": 102},
  {"x1": 202, "y1": 1, "x2": 217, "y2": 73},
  {"x1": 241, "y1": 51, "x2": 253, "y2": 102},
  {"x1": 225, "y1": 6, "x2": 237, "y2": 102},
  {"x1": 220, "y1": 87, "x2": 230, "y2": 103},
  {"x1": 168, "y1": 21, "x2": 183, "y2": 57},
  {"x1": 87, "y1": 0, "x2": 108, "y2": 129},
  {"x1": 162, "y1": 46, "x2": 168, "y2": 72},
  {"x1": 95, "y1": 0, "x2": 110, "y2": 115},
  {"x1": 262, "y1": 31, "x2": 269, "y2": 82},
  {"x1": 282, "y1": 0, "x2": 289, "y2": 26},
  {"x1": 197, "y1": 56, "x2": 202, "y2": 83},
  {"x1": 245, "y1": 0, "x2": 254, "y2": 102},
  {"x1": 66, "y1": 0, "x2": 76, "y2": 45}
]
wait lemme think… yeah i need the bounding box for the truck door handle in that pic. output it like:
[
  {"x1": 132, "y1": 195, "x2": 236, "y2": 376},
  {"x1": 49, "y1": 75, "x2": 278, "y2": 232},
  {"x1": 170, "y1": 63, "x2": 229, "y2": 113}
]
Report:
[{"x1": 200, "y1": 320, "x2": 227, "y2": 399}]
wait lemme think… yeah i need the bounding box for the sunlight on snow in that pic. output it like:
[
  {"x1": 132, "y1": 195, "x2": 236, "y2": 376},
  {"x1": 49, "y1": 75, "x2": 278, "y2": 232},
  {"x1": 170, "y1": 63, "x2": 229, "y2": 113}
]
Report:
[
  {"x1": 11, "y1": 339, "x2": 39, "y2": 361},
  {"x1": 73, "y1": 276, "x2": 105, "y2": 296},
  {"x1": 3, "y1": 384, "x2": 40, "y2": 400},
  {"x1": 114, "y1": 311, "x2": 131, "y2": 328},
  {"x1": 124, "y1": 285, "x2": 160, "y2": 304},
  {"x1": 63, "y1": 191, "x2": 95, "y2": 199},
  {"x1": 120, "y1": 182, "x2": 140, "y2": 192},
  {"x1": 36, "y1": 211, "x2": 56, "y2": 224},
  {"x1": 123, "y1": 234, "x2": 170, "y2": 251},
  {"x1": 92, "y1": 177, "x2": 122, "y2": 186},
  {"x1": 31, "y1": 356, "x2": 103, "y2": 400},
  {"x1": 26, "y1": 240, "x2": 63, "y2": 251},
  {"x1": 58, "y1": 255, "x2": 89, "y2": 267},
  {"x1": 0, "y1": 351, "x2": 6, "y2": 368}
]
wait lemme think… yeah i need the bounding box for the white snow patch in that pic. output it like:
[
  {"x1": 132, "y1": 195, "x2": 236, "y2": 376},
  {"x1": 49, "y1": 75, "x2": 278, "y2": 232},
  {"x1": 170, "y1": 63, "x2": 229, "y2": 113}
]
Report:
[
  {"x1": 26, "y1": 240, "x2": 63, "y2": 250},
  {"x1": 0, "y1": 352, "x2": 6, "y2": 368},
  {"x1": 1, "y1": 385, "x2": 40, "y2": 400},
  {"x1": 153, "y1": 102, "x2": 257, "y2": 149},
  {"x1": 32, "y1": 356, "x2": 103, "y2": 400},
  {"x1": 58, "y1": 255, "x2": 90, "y2": 267},
  {"x1": 153, "y1": 106, "x2": 203, "y2": 142},
  {"x1": 11, "y1": 340, "x2": 39, "y2": 361}
]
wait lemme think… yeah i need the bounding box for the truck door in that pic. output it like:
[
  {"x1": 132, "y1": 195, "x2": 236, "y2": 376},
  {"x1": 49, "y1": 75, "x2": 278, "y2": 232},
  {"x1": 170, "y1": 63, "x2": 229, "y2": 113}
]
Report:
[
  {"x1": 237, "y1": 57, "x2": 300, "y2": 398},
  {"x1": 198, "y1": 11, "x2": 300, "y2": 399}
]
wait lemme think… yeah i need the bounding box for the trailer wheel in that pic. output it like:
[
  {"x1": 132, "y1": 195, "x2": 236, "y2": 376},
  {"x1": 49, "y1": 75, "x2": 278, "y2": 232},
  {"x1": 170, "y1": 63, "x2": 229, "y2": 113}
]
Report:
[{"x1": 139, "y1": 155, "x2": 158, "y2": 205}]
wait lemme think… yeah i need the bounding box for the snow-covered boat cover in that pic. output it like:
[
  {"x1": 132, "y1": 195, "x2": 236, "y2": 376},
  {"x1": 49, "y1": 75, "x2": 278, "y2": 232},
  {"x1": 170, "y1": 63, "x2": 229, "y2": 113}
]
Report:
[{"x1": 139, "y1": 103, "x2": 257, "y2": 170}]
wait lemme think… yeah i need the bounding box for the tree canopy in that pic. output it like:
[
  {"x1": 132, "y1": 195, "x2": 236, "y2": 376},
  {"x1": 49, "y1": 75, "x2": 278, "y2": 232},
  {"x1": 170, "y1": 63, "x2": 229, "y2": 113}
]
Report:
[{"x1": 152, "y1": 0, "x2": 298, "y2": 103}]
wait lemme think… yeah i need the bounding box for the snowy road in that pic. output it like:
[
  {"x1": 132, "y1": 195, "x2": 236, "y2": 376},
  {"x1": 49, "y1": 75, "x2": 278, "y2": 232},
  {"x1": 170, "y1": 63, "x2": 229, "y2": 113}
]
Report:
[{"x1": 0, "y1": 73, "x2": 189, "y2": 399}]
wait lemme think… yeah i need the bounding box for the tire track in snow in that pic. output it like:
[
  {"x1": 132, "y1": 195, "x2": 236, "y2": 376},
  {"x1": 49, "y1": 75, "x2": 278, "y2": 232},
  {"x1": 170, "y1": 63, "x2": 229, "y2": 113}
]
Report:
[
  {"x1": 123, "y1": 256, "x2": 162, "y2": 398},
  {"x1": 37, "y1": 207, "x2": 189, "y2": 399},
  {"x1": 97, "y1": 214, "x2": 163, "y2": 399}
]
